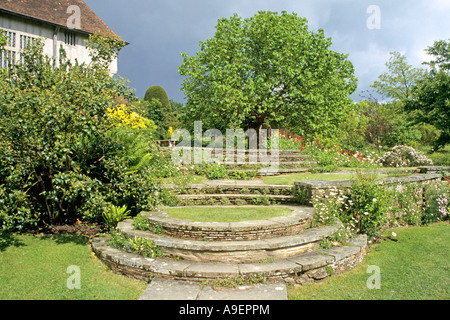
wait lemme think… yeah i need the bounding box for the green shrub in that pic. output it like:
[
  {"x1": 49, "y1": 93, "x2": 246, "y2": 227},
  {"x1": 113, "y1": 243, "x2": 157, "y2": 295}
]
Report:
[
  {"x1": 341, "y1": 178, "x2": 390, "y2": 237},
  {"x1": 205, "y1": 163, "x2": 228, "y2": 180},
  {"x1": 423, "y1": 181, "x2": 450, "y2": 224},
  {"x1": 108, "y1": 229, "x2": 163, "y2": 258},
  {"x1": 102, "y1": 204, "x2": 131, "y2": 230},
  {"x1": 143, "y1": 85, "x2": 177, "y2": 136},
  {"x1": 0, "y1": 37, "x2": 160, "y2": 231}
]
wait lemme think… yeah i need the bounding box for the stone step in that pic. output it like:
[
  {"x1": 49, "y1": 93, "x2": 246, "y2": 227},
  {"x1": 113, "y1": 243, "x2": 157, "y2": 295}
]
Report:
[
  {"x1": 176, "y1": 184, "x2": 295, "y2": 196},
  {"x1": 139, "y1": 278, "x2": 288, "y2": 300},
  {"x1": 139, "y1": 205, "x2": 315, "y2": 241},
  {"x1": 176, "y1": 193, "x2": 297, "y2": 206},
  {"x1": 91, "y1": 234, "x2": 367, "y2": 284},
  {"x1": 117, "y1": 219, "x2": 342, "y2": 263}
]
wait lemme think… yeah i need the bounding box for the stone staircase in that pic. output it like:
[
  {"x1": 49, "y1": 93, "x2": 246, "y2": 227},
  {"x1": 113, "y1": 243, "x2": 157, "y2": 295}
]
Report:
[
  {"x1": 91, "y1": 149, "x2": 368, "y2": 288},
  {"x1": 173, "y1": 181, "x2": 296, "y2": 206}
]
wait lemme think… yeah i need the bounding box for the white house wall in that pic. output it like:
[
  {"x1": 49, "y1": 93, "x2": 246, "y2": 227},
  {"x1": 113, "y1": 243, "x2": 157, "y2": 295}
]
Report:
[{"x1": 0, "y1": 13, "x2": 117, "y2": 74}]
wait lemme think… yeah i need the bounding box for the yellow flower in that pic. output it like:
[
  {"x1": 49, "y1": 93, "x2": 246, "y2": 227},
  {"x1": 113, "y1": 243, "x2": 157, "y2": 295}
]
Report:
[
  {"x1": 107, "y1": 104, "x2": 147, "y2": 130},
  {"x1": 168, "y1": 126, "x2": 174, "y2": 136}
]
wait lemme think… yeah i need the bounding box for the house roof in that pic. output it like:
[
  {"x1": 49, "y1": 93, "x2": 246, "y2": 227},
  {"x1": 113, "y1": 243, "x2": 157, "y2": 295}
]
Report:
[{"x1": 0, "y1": 0, "x2": 119, "y2": 38}]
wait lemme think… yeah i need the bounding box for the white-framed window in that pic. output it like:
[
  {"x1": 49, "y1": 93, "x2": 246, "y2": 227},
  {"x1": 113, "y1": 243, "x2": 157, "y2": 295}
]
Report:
[
  {"x1": 0, "y1": 50, "x2": 16, "y2": 69},
  {"x1": 1, "y1": 29, "x2": 37, "y2": 68},
  {"x1": 64, "y1": 31, "x2": 76, "y2": 46},
  {"x1": 4, "y1": 30, "x2": 16, "y2": 48},
  {"x1": 20, "y1": 35, "x2": 36, "y2": 50}
]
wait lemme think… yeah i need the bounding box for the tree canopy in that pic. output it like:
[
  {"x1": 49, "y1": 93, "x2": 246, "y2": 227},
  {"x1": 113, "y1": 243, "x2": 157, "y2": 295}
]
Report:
[
  {"x1": 405, "y1": 39, "x2": 450, "y2": 150},
  {"x1": 178, "y1": 11, "x2": 357, "y2": 137}
]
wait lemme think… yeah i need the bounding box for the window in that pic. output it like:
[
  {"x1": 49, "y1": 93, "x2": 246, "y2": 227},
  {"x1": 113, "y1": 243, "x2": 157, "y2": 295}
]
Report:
[
  {"x1": 0, "y1": 50, "x2": 16, "y2": 69},
  {"x1": 1, "y1": 30, "x2": 37, "y2": 68},
  {"x1": 20, "y1": 35, "x2": 36, "y2": 50},
  {"x1": 64, "y1": 31, "x2": 76, "y2": 46},
  {"x1": 4, "y1": 31, "x2": 16, "y2": 48}
]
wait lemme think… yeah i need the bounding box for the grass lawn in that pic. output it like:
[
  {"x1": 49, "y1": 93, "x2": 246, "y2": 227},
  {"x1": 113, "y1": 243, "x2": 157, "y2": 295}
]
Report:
[
  {"x1": 164, "y1": 206, "x2": 292, "y2": 222},
  {"x1": 161, "y1": 174, "x2": 206, "y2": 185},
  {"x1": 417, "y1": 145, "x2": 450, "y2": 166},
  {"x1": 0, "y1": 233, "x2": 147, "y2": 300},
  {"x1": 262, "y1": 172, "x2": 392, "y2": 185},
  {"x1": 288, "y1": 222, "x2": 450, "y2": 300}
]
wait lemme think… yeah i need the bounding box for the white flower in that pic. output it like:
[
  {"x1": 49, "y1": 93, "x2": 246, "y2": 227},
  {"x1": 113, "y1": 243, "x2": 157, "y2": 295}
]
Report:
[
  {"x1": 373, "y1": 198, "x2": 377, "y2": 202},
  {"x1": 363, "y1": 212, "x2": 369, "y2": 215},
  {"x1": 392, "y1": 232, "x2": 397, "y2": 237}
]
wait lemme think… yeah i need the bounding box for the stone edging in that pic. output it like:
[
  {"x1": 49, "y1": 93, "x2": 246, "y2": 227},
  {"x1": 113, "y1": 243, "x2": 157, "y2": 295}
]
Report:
[
  {"x1": 91, "y1": 234, "x2": 367, "y2": 284},
  {"x1": 117, "y1": 218, "x2": 342, "y2": 263},
  {"x1": 294, "y1": 173, "x2": 442, "y2": 205},
  {"x1": 140, "y1": 205, "x2": 314, "y2": 241}
]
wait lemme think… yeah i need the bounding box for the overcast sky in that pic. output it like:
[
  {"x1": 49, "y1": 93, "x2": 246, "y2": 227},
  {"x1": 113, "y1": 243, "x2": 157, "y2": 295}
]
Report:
[{"x1": 84, "y1": 0, "x2": 450, "y2": 103}]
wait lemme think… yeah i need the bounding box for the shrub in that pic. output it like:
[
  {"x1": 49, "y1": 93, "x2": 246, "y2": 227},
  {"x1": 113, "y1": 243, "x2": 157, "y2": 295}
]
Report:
[
  {"x1": 0, "y1": 37, "x2": 160, "y2": 231},
  {"x1": 423, "y1": 181, "x2": 450, "y2": 224},
  {"x1": 204, "y1": 163, "x2": 229, "y2": 180},
  {"x1": 108, "y1": 229, "x2": 163, "y2": 258},
  {"x1": 143, "y1": 85, "x2": 177, "y2": 136},
  {"x1": 102, "y1": 204, "x2": 131, "y2": 230},
  {"x1": 380, "y1": 145, "x2": 433, "y2": 167}
]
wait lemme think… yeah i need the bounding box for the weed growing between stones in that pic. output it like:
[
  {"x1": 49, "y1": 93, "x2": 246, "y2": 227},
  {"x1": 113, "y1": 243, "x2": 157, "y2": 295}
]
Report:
[{"x1": 108, "y1": 229, "x2": 163, "y2": 258}]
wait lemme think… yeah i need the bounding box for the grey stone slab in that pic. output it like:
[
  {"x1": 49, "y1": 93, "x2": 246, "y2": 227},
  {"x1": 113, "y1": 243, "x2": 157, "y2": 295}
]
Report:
[
  {"x1": 286, "y1": 252, "x2": 334, "y2": 271},
  {"x1": 323, "y1": 245, "x2": 361, "y2": 262},
  {"x1": 197, "y1": 283, "x2": 288, "y2": 300},
  {"x1": 238, "y1": 260, "x2": 301, "y2": 277},
  {"x1": 184, "y1": 263, "x2": 240, "y2": 279},
  {"x1": 346, "y1": 235, "x2": 368, "y2": 252},
  {"x1": 139, "y1": 278, "x2": 288, "y2": 300},
  {"x1": 139, "y1": 278, "x2": 202, "y2": 300}
]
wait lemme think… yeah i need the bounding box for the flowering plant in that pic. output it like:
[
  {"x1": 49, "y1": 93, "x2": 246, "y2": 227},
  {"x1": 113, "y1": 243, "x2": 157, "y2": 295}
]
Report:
[{"x1": 107, "y1": 104, "x2": 149, "y2": 130}]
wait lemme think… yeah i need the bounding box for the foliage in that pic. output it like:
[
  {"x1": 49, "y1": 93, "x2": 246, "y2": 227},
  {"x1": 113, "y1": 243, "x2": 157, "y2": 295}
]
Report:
[
  {"x1": 85, "y1": 32, "x2": 126, "y2": 70},
  {"x1": 107, "y1": 104, "x2": 152, "y2": 130},
  {"x1": 405, "y1": 39, "x2": 450, "y2": 151},
  {"x1": 108, "y1": 229, "x2": 163, "y2": 258},
  {"x1": 423, "y1": 181, "x2": 450, "y2": 224},
  {"x1": 0, "y1": 36, "x2": 159, "y2": 231},
  {"x1": 311, "y1": 174, "x2": 447, "y2": 239},
  {"x1": 204, "y1": 163, "x2": 229, "y2": 180},
  {"x1": 0, "y1": 29, "x2": 6, "y2": 51},
  {"x1": 133, "y1": 214, "x2": 163, "y2": 234},
  {"x1": 143, "y1": 85, "x2": 177, "y2": 136},
  {"x1": 179, "y1": 11, "x2": 357, "y2": 137},
  {"x1": 102, "y1": 204, "x2": 131, "y2": 230},
  {"x1": 210, "y1": 274, "x2": 266, "y2": 289},
  {"x1": 306, "y1": 138, "x2": 380, "y2": 171},
  {"x1": 379, "y1": 145, "x2": 433, "y2": 167},
  {"x1": 371, "y1": 51, "x2": 424, "y2": 101}
]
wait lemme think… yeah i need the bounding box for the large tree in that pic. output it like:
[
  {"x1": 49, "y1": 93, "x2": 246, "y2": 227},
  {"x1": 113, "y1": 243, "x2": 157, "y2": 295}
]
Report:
[
  {"x1": 405, "y1": 40, "x2": 450, "y2": 150},
  {"x1": 371, "y1": 51, "x2": 424, "y2": 101},
  {"x1": 178, "y1": 11, "x2": 357, "y2": 137}
]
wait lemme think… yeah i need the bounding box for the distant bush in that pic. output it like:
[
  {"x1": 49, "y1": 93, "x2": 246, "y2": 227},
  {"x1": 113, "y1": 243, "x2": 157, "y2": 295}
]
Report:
[{"x1": 380, "y1": 145, "x2": 433, "y2": 167}]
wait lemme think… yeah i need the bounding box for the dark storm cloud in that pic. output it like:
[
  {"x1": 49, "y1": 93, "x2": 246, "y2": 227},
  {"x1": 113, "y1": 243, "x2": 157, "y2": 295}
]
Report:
[{"x1": 84, "y1": 0, "x2": 450, "y2": 103}]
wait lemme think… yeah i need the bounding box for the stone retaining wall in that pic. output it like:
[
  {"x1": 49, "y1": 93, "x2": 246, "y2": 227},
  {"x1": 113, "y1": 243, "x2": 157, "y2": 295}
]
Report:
[
  {"x1": 294, "y1": 173, "x2": 442, "y2": 206},
  {"x1": 91, "y1": 234, "x2": 367, "y2": 284},
  {"x1": 143, "y1": 205, "x2": 313, "y2": 241}
]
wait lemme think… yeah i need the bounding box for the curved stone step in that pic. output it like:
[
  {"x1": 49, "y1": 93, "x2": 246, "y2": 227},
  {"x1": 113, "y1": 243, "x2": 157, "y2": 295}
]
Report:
[
  {"x1": 176, "y1": 194, "x2": 296, "y2": 206},
  {"x1": 117, "y1": 219, "x2": 342, "y2": 263},
  {"x1": 177, "y1": 184, "x2": 294, "y2": 196},
  {"x1": 140, "y1": 205, "x2": 314, "y2": 241},
  {"x1": 91, "y1": 234, "x2": 367, "y2": 283}
]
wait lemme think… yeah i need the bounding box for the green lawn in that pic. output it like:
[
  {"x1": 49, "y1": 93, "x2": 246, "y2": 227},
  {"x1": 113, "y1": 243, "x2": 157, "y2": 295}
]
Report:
[
  {"x1": 164, "y1": 206, "x2": 292, "y2": 222},
  {"x1": 288, "y1": 222, "x2": 450, "y2": 300},
  {"x1": 263, "y1": 172, "x2": 391, "y2": 185},
  {"x1": 0, "y1": 233, "x2": 147, "y2": 300},
  {"x1": 417, "y1": 145, "x2": 450, "y2": 166}
]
